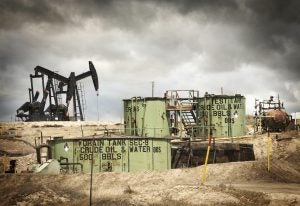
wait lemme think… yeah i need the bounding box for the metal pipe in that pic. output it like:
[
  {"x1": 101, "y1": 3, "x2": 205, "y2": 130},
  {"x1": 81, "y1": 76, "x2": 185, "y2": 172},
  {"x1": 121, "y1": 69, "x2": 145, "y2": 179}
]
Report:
[
  {"x1": 42, "y1": 75, "x2": 45, "y2": 94},
  {"x1": 59, "y1": 163, "x2": 83, "y2": 172},
  {"x1": 267, "y1": 128, "x2": 271, "y2": 172},
  {"x1": 90, "y1": 135, "x2": 95, "y2": 206},
  {"x1": 81, "y1": 124, "x2": 84, "y2": 137},
  {"x1": 28, "y1": 88, "x2": 32, "y2": 103},
  {"x1": 151, "y1": 81, "x2": 154, "y2": 97},
  {"x1": 213, "y1": 137, "x2": 216, "y2": 163},
  {"x1": 30, "y1": 75, "x2": 34, "y2": 102},
  {"x1": 73, "y1": 88, "x2": 77, "y2": 121}
]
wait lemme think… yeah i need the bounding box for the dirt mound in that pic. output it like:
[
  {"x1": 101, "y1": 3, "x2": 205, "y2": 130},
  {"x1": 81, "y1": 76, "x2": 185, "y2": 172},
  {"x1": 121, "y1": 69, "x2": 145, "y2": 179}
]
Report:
[
  {"x1": 269, "y1": 133, "x2": 300, "y2": 183},
  {"x1": 0, "y1": 123, "x2": 299, "y2": 205},
  {"x1": 0, "y1": 162, "x2": 299, "y2": 206},
  {"x1": 0, "y1": 138, "x2": 35, "y2": 157}
]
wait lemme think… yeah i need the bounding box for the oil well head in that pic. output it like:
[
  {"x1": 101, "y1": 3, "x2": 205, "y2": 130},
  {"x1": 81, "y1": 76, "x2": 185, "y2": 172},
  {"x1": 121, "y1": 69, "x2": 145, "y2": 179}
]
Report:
[{"x1": 16, "y1": 61, "x2": 99, "y2": 122}]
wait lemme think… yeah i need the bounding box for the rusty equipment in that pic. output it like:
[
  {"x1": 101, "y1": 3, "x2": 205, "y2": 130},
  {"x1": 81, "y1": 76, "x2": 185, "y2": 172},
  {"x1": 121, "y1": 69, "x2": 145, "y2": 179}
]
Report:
[{"x1": 254, "y1": 95, "x2": 291, "y2": 133}]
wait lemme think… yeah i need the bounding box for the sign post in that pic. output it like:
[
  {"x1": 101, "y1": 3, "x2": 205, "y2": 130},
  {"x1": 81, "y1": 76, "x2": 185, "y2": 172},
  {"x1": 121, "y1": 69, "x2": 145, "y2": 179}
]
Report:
[{"x1": 201, "y1": 133, "x2": 212, "y2": 184}]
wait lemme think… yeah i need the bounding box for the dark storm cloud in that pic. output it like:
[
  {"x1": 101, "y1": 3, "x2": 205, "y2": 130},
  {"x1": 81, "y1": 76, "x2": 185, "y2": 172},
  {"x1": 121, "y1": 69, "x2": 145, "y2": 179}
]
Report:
[
  {"x1": 245, "y1": 0, "x2": 300, "y2": 24},
  {"x1": 0, "y1": 0, "x2": 66, "y2": 29},
  {"x1": 0, "y1": 0, "x2": 157, "y2": 32},
  {"x1": 0, "y1": 0, "x2": 300, "y2": 121},
  {"x1": 157, "y1": 0, "x2": 300, "y2": 78},
  {"x1": 155, "y1": 0, "x2": 239, "y2": 18},
  {"x1": 243, "y1": 0, "x2": 300, "y2": 79}
]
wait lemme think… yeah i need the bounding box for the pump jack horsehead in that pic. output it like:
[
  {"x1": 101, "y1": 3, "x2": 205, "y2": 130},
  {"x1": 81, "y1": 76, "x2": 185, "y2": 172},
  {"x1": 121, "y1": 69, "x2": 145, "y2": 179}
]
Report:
[{"x1": 16, "y1": 61, "x2": 99, "y2": 121}]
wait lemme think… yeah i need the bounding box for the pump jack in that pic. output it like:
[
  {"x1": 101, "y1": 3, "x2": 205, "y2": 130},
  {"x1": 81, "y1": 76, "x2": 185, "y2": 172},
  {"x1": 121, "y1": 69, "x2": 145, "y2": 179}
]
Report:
[{"x1": 16, "y1": 61, "x2": 99, "y2": 121}]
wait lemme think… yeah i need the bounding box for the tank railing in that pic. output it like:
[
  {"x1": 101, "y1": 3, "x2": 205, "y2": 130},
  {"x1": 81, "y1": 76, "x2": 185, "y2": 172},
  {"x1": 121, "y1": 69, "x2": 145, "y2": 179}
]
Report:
[
  {"x1": 165, "y1": 90, "x2": 199, "y2": 109},
  {"x1": 121, "y1": 124, "x2": 245, "y2": 139}
]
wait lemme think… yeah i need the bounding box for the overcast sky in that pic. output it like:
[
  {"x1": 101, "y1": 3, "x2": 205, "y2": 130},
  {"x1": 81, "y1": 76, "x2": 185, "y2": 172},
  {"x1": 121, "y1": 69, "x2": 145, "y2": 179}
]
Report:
[{"x1": 0, "y1": 0, "x2": 299, "y2": 122}]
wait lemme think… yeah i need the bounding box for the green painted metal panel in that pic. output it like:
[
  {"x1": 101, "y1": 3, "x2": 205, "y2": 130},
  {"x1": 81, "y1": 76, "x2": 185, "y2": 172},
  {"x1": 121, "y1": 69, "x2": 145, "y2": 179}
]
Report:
[
  {"x1": 123, "y1": 94, "x2": 246, "y2": 138},
  {"x1": 197, "y1": 94, "x2": 246, "y2": 138},
  {"x1": 48, "y1": 137, "x2": 171, "y2": 172},
  {"x1": 128, "y1": 139, "x2": 152, "y2": 172},
  {"x1": 123, "y1": 98, "x2": 170, "y2": 137},
  {"x1": 152, "y1": 139, "x2": 171, "y2": 171}
]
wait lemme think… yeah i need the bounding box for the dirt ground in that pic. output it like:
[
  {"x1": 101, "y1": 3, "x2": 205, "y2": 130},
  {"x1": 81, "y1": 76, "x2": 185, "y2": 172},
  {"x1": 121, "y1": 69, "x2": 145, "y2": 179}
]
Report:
[{"x1": 0, "y1": 121, "x2": 299, "y2": 206}]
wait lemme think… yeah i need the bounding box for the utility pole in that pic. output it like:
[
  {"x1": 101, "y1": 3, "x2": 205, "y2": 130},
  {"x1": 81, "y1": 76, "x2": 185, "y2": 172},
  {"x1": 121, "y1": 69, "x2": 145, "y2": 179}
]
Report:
[
  {"x1": 90, "y1": 135, "x2": 95, "y2": 206},
  {"x1": 151, "y1": 81, "x2": 154, "y2": 97}
]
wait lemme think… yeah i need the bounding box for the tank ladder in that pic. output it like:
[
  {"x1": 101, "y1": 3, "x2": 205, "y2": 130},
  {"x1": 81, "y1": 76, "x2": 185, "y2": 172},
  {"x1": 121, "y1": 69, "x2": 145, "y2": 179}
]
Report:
[{"x1": 165, "y1": 90, "x2": 199, "y2": 137}]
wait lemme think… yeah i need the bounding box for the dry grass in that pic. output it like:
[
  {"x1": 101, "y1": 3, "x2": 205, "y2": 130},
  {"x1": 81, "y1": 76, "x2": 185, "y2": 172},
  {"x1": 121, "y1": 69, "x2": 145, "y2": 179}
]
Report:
[{"x1": 123, "y1": 185, "x2": 135, "y2": 194}]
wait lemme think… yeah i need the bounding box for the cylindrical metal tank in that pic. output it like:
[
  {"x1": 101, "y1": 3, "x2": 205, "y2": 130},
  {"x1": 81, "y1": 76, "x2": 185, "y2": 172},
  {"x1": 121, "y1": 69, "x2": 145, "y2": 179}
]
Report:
[
  {"x1": 123, "y1": 97, "x2": 170, "y2": 137},
  {"x1": 263, "y1": 109, "x2": 290, "y2": 132},
  {"x1": 47, "y1": 136, "x2": 171, "y2": 173},
  {"x1": 196, "y1": 94, "x2": 246, "y2": 138}
]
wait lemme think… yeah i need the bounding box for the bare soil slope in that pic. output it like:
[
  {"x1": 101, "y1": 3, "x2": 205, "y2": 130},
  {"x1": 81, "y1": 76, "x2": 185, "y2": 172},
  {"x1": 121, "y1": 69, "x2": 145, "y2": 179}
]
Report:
[{"x1": 0, "y1": 122, "x2": 299, "y2": 205}]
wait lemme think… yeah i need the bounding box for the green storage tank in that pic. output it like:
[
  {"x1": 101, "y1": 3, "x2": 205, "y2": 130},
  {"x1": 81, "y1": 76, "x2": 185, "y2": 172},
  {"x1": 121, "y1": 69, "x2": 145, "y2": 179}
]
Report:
[
  {"x1": 197, "y1": 94, "x2": 246, "y2": 138},
  {"x1": 47, "y1": 136, "x2": 171, "y2": 173},
  {"x1": 123, "y1": 97, "x2": 170, "y2": 137}
]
